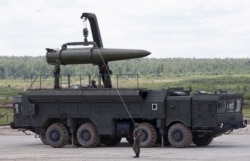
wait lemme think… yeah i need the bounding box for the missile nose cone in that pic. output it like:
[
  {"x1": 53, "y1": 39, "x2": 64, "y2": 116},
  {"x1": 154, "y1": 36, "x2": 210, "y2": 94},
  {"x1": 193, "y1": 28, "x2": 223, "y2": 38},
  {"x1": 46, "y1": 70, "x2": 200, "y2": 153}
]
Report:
[
  {"x1": 143, "y1": 50, "x2": 151, "y2": 57},
  {"x1": 101, "y1": 48, "x2": 150, "y2": 62},
  {"x1": 138, "y1": 50, "x2": 151, "y2": 57}
]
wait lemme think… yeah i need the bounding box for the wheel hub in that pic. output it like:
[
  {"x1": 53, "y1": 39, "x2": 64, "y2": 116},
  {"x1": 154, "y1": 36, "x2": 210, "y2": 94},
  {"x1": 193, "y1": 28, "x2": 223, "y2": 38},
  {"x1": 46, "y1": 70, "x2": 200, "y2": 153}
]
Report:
[
  {"x1": 81, "y1": 130, "x2": 91, "y2": 141},
  {"x1": 50, "y1": 130, "x2": 60, "y2": 141},
  {"x1": 173, "y1": 130, "x2": 183, "y2": 141}
]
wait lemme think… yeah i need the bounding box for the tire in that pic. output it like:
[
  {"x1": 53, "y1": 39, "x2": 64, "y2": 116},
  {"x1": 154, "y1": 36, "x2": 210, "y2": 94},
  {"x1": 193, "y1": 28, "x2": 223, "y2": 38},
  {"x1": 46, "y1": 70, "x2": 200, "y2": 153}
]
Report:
[
  {"x1": 40, "y1": 131, "x2": 49, "y2": 145},
  {"x1": 100, "y1": 135, "x2": 122, "y2": 146},
  {"x1": 168, "y1": 123, "x2": 192, "y2": 148},
  {"x1": 46, "y1": 123, "x2": 69, "y2": 148},
  {"x1": 77, "y1": 123, "x2": 100, "y2": 147},
  {"x1": 139, "y1": 122, "x2": 157, "y2": 147},
  {"x1": 193, "y1": 134, "x2": 213, "y2": 146}
]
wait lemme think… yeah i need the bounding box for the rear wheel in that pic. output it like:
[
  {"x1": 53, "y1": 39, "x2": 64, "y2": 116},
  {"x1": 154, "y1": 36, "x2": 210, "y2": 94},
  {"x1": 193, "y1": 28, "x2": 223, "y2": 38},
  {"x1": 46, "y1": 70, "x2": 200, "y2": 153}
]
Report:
[
  {"x1": 139, "y1": 122, "x2": 157, "y2": 147},
  {"x1": 193, "y1": 134, "x2": 213, "y2": 146},
  {"x1": 46, "y1": 123, "x2": 69, "y2": 148},
  {"x1": 77, "y1": 123, "x2": 100, "y2": 147},
  {"x1": 168, "y1": 123, "x2": 192, "y2": 148}
]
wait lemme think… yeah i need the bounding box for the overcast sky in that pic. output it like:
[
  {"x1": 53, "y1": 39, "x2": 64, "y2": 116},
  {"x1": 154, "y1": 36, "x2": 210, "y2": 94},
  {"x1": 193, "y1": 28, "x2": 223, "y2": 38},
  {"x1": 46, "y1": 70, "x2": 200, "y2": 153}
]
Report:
[{"x1": 1, "y1": 0, "x2": 250, "y2": 58}]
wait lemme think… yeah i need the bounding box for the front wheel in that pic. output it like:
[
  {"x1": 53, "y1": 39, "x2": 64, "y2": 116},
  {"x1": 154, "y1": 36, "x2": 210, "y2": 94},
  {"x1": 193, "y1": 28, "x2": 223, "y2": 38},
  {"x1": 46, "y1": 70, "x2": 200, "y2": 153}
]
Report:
[
  {"x1": 46, "y1": 123, "x2": 69, "y2": 148},
  {"x1": 76, "y1": 123, "x2": 100, "y2": 147},
  {"x1": 168, "y1": 123, "x2": 192, "y2": 148}
]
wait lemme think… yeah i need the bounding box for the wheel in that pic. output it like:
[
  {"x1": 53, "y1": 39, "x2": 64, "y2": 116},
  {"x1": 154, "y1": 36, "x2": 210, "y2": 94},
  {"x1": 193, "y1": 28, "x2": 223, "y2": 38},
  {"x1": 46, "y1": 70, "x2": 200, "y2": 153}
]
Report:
[
  {"x1": 139, "y1": 122, "x2": 157, "y2": 147},
  {"x1": 168, "y1": 123, "x2": 192, "y2": 148},
  {"x1": 46, "y1": 123, "x2": 69, "y2": 148},
  {"x1": 193, "y1": 134, "x2": 213, "y2": 146},
  {"x1": 100, "y1": 135, "x2": 122, "y2": 146},
  {"x1": 76, "y1": 123, "x2": 100, "y2": 147},
  {"x1": 40, "y1": 131, "x2": 49, "y2": 145}
]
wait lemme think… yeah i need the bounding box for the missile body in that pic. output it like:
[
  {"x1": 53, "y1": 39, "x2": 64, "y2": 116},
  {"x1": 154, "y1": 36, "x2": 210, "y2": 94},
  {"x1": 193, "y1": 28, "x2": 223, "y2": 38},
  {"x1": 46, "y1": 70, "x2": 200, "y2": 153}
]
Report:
[{"x1": 46, "y1": 48, "x2": 150, "y2": 65}]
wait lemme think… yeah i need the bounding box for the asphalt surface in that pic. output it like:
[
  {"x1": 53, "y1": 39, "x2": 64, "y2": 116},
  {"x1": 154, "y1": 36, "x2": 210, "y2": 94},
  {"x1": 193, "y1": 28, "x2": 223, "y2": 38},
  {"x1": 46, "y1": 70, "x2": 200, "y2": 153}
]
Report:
[{"x1": 0, "y1": 126, "x2": 249, "y2": 161}]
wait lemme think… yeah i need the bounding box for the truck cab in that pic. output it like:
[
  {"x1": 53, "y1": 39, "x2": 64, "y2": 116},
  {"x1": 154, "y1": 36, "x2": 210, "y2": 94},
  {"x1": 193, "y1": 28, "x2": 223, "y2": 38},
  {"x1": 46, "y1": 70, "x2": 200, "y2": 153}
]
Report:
[{"x1": 192, "y1": 93, "x2": 246, "y2": 132}]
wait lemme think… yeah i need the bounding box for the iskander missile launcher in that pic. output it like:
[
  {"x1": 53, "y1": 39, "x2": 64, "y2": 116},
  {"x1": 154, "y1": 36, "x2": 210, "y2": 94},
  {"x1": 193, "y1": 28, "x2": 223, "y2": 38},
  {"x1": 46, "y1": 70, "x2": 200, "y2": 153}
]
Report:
[{"x1": 11, "y1": 13, "x2": 247, "y2": 149}]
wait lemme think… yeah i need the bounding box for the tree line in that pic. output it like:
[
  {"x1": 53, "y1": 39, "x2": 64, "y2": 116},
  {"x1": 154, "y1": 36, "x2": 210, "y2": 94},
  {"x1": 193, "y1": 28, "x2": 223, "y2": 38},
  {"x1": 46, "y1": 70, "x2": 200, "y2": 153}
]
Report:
[{"x1": 1, "y1": 56, "x2": 250, "y2": 79}]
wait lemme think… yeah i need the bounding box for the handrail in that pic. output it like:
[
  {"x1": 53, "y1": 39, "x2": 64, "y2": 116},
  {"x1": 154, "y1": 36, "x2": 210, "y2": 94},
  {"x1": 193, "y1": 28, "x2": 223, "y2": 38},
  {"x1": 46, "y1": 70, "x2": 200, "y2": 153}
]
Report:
[
  {"x1": 28, "y1": 74, "x2": 139, "y2": 90},
  {"x1": 28, "y1": 75, "x2": 39, "y2": 89}
]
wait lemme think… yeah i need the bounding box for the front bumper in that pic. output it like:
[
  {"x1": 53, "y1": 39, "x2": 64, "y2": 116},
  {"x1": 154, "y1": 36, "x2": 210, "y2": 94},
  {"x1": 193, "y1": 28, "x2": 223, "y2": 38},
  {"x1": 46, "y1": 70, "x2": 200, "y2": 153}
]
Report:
[{"x1": 218, "y1": 119, "x2": 247, "y2": 132}]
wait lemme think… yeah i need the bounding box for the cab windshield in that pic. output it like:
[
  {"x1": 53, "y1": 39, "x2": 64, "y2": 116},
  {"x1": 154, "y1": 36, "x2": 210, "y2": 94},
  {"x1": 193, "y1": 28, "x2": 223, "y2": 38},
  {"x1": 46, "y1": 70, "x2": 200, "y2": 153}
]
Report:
[{"x1": 217, "y1": 98, "x2": 242, "y2": 113}]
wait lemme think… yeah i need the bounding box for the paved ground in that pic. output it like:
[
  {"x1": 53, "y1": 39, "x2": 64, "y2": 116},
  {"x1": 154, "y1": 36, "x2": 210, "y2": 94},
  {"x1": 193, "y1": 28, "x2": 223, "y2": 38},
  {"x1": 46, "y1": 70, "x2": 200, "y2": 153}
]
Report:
[{"x1": 0, "y1": 126, "x2": 250, "y2": 161}]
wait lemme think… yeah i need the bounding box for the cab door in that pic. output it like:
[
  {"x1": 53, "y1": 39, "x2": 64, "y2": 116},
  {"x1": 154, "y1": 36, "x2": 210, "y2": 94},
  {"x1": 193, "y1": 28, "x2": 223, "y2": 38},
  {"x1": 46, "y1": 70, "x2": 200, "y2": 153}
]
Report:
[
  {"x1": 166, "y1": 96, "x2": 192, "y2": 126},
  {"x1": 192, "y1": 95, "x2": 217, "y2": 128}
]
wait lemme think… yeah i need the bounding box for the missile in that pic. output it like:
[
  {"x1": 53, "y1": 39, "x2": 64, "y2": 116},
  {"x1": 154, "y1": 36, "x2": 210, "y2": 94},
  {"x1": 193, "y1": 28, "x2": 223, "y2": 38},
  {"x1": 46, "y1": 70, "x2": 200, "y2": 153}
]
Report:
[{"x1": 46, "y1": 47, "x2": 151, "y2": 65}]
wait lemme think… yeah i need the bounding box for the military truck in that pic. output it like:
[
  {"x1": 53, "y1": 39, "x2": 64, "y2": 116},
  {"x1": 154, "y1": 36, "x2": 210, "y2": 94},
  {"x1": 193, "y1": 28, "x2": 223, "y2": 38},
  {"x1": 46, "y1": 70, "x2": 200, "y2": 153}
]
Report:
[{"x1": 11, "y1": 13, "x2": 247, "y2": 148}]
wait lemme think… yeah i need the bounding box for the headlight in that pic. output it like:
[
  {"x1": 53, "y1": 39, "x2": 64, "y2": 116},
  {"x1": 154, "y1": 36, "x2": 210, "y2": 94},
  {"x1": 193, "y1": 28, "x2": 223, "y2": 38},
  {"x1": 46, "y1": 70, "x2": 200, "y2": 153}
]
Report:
[{"x1": 243, "y1": 120, "x2": 247, "y2": 127}]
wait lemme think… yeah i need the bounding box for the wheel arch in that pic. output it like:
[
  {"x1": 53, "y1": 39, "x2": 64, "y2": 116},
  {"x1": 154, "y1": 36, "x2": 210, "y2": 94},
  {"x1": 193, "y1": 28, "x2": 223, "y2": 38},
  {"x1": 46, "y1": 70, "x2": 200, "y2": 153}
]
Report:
[
  {"x1": 43, "y1": 118, "x2": 93, "y2": 129},
  {"x1": 167, "y1": 120, "x2": 190, "y2": 130}
]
